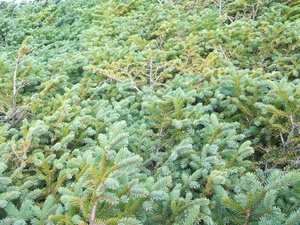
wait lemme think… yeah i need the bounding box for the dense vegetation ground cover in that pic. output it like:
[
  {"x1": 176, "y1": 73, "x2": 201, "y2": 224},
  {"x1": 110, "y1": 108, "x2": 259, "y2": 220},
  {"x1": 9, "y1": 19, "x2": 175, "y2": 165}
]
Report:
[{"x1": 0, "y1": 0, "x2": 300, "y2": 224}]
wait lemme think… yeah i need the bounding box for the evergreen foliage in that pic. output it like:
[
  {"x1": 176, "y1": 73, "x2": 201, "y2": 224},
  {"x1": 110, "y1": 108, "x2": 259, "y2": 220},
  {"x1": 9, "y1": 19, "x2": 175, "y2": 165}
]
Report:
[{"x1": 0, "y1": 0, "x2": 299, "y2": 224}]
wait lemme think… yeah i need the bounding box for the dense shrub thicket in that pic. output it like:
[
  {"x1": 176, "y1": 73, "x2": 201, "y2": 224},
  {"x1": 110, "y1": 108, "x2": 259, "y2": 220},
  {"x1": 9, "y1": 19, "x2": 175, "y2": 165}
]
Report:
[{"x1": 0, "y1": 0, "x2": 300, "y2": 224}]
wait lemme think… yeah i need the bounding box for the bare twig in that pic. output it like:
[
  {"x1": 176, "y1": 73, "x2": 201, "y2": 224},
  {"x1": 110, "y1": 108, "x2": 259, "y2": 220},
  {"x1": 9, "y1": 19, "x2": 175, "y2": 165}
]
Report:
[
  {"x1": 12, "y1": 58, "x2": 20, "y2": 126},
  {"x1": 1, "y1": 40, "x2": 32, "y2": 126},
  {"x1": 218, "y1": 45, "x2": 229, "y2": 60},
  {"x1": 289, "y1": 115, "x2": 296, "y2": 134},
  {"x1": 251, "y1": 3, "x2": 259, "y2": 20},
  {"x1": 227, "y1": 15, "x2": 234, "y2": 23},
  {"x1": 218, "y1": 0, "x2": 223, "y2": 17},
  {"x1": 243, "y1": 209, "x2": 251, "y2": 225},
  {"x1": 89, "y1": 199, "x2": 102, "y2": 225},
  {"x1": 157, "y1": 0, "x2": 163, "y2": 5}
]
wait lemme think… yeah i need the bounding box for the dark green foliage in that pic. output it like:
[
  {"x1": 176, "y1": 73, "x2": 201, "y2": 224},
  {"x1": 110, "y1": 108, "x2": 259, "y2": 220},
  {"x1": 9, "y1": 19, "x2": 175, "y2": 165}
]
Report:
[{"x1": 0, "y1": 0, "x2": 300, "y2": 224}]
